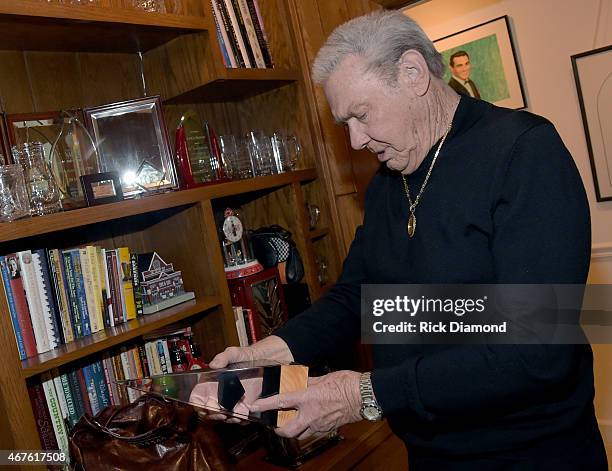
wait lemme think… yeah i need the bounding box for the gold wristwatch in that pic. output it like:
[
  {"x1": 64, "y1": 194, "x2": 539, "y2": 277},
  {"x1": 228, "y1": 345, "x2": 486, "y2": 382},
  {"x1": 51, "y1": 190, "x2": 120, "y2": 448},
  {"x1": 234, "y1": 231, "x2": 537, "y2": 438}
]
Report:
[{"x1": 359, "y1": 372, "x2": 383, "y2": 421}]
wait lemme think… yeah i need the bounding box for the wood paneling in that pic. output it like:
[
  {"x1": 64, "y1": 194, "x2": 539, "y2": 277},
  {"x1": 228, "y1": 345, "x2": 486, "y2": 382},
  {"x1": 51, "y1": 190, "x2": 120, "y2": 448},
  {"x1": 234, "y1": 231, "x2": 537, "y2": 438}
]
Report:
[{"x1": 0, "y1": 52, "x2": 34, "y2": 113}]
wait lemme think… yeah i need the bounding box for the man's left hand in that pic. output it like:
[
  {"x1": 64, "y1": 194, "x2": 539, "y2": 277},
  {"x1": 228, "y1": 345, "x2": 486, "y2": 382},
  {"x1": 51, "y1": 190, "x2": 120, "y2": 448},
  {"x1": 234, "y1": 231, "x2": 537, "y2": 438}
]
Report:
[{"x1": 249, "y1": 370, "x2": 363, "y2": 439}]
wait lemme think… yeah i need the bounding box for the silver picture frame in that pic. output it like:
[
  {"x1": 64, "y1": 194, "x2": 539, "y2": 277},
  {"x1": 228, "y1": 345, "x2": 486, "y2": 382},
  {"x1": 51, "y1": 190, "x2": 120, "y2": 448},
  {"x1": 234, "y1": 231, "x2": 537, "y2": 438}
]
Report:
[{"x1": 84, "y1": 96, "x2": 177, "y2": 198}]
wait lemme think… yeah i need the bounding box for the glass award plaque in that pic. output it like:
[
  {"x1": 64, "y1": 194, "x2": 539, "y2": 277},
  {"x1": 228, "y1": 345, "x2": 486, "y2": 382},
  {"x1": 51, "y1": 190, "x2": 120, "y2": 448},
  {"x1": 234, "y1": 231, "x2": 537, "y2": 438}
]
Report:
[{"x1": 116, "y1": 361, "x2": 308, "y2": 428}]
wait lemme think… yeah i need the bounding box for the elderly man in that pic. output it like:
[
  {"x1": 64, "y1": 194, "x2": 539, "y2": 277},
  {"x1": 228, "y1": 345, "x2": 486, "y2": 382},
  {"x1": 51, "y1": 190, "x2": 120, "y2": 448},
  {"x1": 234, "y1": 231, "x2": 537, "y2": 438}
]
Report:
[{"x1": 206, "y1": 11, "x2": 607, "y2": 470}]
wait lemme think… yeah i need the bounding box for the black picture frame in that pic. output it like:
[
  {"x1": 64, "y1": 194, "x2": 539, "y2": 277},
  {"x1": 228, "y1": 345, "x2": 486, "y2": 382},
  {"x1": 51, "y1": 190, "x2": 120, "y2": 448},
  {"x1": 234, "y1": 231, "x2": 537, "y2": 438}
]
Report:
[
  {"x1": 571, "y1": 44, "x2": 612, "y2": 202},
  {"x1": 80, "y1": 172, "x2": 124, "y2": 207}
]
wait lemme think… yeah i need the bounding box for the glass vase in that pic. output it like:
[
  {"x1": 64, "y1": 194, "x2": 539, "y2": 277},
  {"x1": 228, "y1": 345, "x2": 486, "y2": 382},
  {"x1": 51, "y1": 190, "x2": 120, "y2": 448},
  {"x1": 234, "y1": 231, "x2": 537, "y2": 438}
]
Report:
[
  {"x1": 0, "y1": 165, "x2": 31, "y2": 222},
  {"x1": 12, "y1": 142, "x2": 62, "y2": 216}
]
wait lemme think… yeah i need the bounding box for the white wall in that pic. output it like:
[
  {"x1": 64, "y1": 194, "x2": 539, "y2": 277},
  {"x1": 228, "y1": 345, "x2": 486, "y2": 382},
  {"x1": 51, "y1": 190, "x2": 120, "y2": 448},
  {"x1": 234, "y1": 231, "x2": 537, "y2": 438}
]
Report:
[{"x1": 405, "y1": 0, "x2": 612, "y2": 456}]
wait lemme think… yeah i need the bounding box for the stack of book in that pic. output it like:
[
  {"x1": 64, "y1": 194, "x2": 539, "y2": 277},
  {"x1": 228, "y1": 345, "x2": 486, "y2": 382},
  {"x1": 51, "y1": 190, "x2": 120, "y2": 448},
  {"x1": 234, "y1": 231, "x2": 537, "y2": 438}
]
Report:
[
  {"x1": 28, "y1": 327, "x2": 206, "y2": 452},
  {"x1": 0, "y1": 246, "x2": 143, "y2": 360},
  {"x1": 233, "y1": 305, "x2": 258, "y2": 346},
  {"x1": 210, "y1": 0, "x2": 274, "y2": 69}
]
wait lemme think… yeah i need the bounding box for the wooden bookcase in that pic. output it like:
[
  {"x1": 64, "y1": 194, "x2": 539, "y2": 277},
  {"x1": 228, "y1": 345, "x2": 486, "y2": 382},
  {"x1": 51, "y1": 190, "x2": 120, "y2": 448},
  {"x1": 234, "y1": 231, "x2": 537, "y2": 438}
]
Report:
[{"x1": 0, "y1": 0, "x2": 342, "y2": 458}]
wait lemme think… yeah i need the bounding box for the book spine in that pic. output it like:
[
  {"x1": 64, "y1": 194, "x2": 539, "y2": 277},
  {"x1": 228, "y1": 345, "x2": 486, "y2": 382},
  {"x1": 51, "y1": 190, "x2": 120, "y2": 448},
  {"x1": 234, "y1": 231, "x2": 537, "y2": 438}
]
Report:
[
  {"x1": 130, "y1": 253, "x2": 143, "y2": 317},
  {"x1": 101, "y1": 354, "x2": 119, "y2": 406},
  {"x1": 5, "y1": 254, "x2": 37, "y2": 358},
  {"x1": 138, "y1": 344, "x2": 150, "y2": 377},
  {"x1": 69, "y1": 250, "x2": 91, "y2": 336},
  {"x1": 59, "y1": 373, "x2": 79, "y2": 429},
  {"x1": 81, "y1": 364, "x2": 100, "y2": 415},
  {"x1": 91, "y1": 360, "x2": 111, "y2": 410},
  {"x1": 118, "y1": 248, "x2": 136, "y2": 320},
  {"x1": 245, "y1": 307, "x2": 258, "y2": 343},
  {"x1": 61, "y1": 251, "x2": 83, "y2": 338},
  {"x1": 233, "y1": 306, "x2": 250, "y2": 347},
  {"x1": 216, "y1": 0, "x2": 245, "y2": 67},
  {"x1": 129, "y1": 346, "x2": 142, "y2": 378},
  {"x1": 67, "y1": 369, "x2": 87, "y2": 420},
  {"x1": 120, "y1": 349, "x2": 138, "y2": 402},
  {"x1": 146, "y1": 341, "x2": 162, "y2": 375},
  {"x1": 237, "y1": 0, "x2": 265, "y2": 67},
  {"x1": 115, "y1": 250, "x2": 127, "y2": 323},
  {"x1": 87, "y1": 246, "x2": 105, "y2": 331},
  {"x1": 156, "y1": 340, "x2": 171, "y2": 374},
  {"x1": 224, "y1": 0, "x2": 253, "y2": 67},
  {"x1": 107, "y1": 250, "x2": 122, "y2": 325},
  {"x1": 0, "y1": 256, "x2": 27, "y2": 359},
  {"x1": 51, "y1": 370, "x2": 69, "y2": 424},
  {"x1": 18, "y1": 250, "x2": 51, "y2": 353},
  {"x1": 28, "y1": 382, "x2": 59, "y2": 450},
  {"x1": 211, "y1": 0, "x2": 237, "y2": 67},
  {"x1": 48, "y1": 249, "x2": 74, "y2": 343},
  {"x1": 101, "y1": 249, "x2": 114, "y2": 328},
  {"x1": 79, "y1": 248, "x2": 100, "y2": 333},
  {"x1": 248, "y1": 0, "x2": 274, "y2": 67},
  {"x1": 111, "y1": 352, "x2": 128, "y2": 405},
  {"x1": 230, "y1": 0, "x2": 256, "y2": 67},
  {"x1": 41, "y1": 373, "x2": 70, "y2": 455},
  {"x1": 32, "y1": 250, "x2": 63, "y2": 348}
]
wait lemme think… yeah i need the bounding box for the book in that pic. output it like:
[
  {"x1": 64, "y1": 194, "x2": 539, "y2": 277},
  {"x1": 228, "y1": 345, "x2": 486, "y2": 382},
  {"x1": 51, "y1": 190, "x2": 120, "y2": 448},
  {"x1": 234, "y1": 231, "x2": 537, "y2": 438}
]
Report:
[
  {"x1": 80, "y1": 247, "x2": 101, "y2": 333},
  {"x1": 4, "y1": 254, "x2": 37, "y2": 358},
  {"x1": 111, "y1": 352, "x2": 128, "y2": 405},
  {"x1": 67, "y1": 369, "x2": 87, "y2": 421},
  {"x1": 58, "y1": 372, "x2": 80, "y2": 429},
  {"x1": 101, "y1": 353, "x2": 119, "y2": 406},
  {"x1": 224, "y1": 0, "x2": 253, "y2": 67},
  {"x1": 51, "y1": 370, "x2": 69, "y2": 425},
  {"x1": 107, "y1": 249, "x2": 123, "y2": 325},
  {"x1": 41, "y1": 372, "x2": 70, "y2": 456},
  {"x1": 146, "y1": 341, "x2": 162, "y2": 375},
  {"x1": 48, "y1": 249, "x2": 75, "y2": 343},
  {"x1": 156, "y1": 340, "x2": 171, "y2": 374},
  {"x1": 61, "y1": 250, "x2": 84, "y2": 339},
  {"x1": 76, "y1": 368, "x2": 93, "y2": 416},
  {"x1": 216, "y1": 0, "x2": 246, "y2": 67},
  {"x1": 91, "y1": 360, "x2": 111, "y2": 410},
  {"x1": 32, "y1": 249, "x2": 64, "y2": 348},
  {"x1": 118, "y1": 247, "x2": 136, "y2": 321},
  {"x1": 138, "y1": 344, "x2": 150, "y2": 377},
  {"x1": 211, "y1": 0, "x2": 237, "y2": 67},
  {"x1": 18, "y1": 250, "x2": 51, "y2": 354},
  {"x1": 87, "y1": 246, "x2": 106, "y2": 331},
  {"x1": 244, "y1": 308, "x2": 258, "y2": 343},
  {"x1": 65, "y1": 249, "x2": 92, "y2": 336},
  {"x1": 130, "y1": 253, "x2": 143, "y2": 317},
  {"x1": 120, "y1": 348, "x2": 139, "y2": 402},
  {"x1": 247, "y1": 0, "x2": 274, "y2": 68},
  {"x1": 233, "y1": 305, "x2": 250, "y2": 347},
  {"x1": 100, "y1": 249, "x2": 114, "y2": 327},
  {"x1": 81, "y1": 364, "x2": 101, "y2": 415},
  {"x1": 0, "y1": 256, "x2": 27, "y2": 359},
  {"x1": 236, "y1": 0, "x2": 265, "y2": 67},
  {"x1": 28, "y1": 382, "x2": 59, "y2": 450},
  {"x1": 230, "y1": 0, "x2": 256, "y2": 67}
]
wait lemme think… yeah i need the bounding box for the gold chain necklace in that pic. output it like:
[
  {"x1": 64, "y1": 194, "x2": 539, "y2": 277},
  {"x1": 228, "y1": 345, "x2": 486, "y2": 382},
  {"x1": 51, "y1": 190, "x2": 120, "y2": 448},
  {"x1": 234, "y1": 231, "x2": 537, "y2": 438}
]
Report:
[{"x1": 402, "y1": 121, "x2": 452, "y2": 238}]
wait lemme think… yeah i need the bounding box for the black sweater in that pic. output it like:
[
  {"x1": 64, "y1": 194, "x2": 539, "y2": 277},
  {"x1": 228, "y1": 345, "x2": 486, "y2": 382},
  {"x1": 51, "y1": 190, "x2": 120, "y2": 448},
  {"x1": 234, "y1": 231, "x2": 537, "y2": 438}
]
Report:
[{"x1": 275, "y1": 96, "x2": 597, "y2": 457}]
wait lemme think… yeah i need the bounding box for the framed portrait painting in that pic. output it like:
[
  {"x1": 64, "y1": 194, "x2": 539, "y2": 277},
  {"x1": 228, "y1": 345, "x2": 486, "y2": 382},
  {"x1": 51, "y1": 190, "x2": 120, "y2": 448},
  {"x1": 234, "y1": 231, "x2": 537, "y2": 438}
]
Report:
[
  {"x1": 434, "y1": 16, "x2": 526, "y2": 109},
  {"x1": 572, "y1": 45, "x2": 612, "y2": 202}
]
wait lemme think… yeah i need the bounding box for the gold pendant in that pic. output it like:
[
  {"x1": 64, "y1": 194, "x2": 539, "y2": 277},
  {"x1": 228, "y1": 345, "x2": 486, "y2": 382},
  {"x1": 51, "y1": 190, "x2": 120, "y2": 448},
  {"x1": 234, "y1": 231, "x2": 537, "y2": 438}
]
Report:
[{"x1": 407, "y1": 213, "x2": 416, "y2": 238}]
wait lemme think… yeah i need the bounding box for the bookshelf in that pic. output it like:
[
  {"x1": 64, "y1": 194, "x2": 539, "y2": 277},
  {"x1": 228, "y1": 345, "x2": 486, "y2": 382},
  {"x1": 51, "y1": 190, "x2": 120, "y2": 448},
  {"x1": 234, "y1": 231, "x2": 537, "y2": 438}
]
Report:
[{"x1": 0, "y1": 0, "x2": 343, "y2": 460}]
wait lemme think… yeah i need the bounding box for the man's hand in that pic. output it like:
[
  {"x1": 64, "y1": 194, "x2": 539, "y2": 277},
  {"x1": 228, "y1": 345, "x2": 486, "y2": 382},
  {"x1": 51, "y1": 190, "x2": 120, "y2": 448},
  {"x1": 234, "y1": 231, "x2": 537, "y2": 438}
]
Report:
[
  {"x1": 249, "y1": 370, "x2": 363, "y2": 439},
  {"x1": 209, "y1": 335, "x2": 294, "y2": 368},
  {"x1": 193, "y1": 335, "x2": 295, "y2": 423}
]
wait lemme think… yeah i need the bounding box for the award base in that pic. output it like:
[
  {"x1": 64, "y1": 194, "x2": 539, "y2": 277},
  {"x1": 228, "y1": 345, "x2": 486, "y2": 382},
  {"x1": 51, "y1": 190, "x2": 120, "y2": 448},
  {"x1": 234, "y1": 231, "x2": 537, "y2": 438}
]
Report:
[{"x1": 225, "y1": 260, "x2": 264, "y2": 279}]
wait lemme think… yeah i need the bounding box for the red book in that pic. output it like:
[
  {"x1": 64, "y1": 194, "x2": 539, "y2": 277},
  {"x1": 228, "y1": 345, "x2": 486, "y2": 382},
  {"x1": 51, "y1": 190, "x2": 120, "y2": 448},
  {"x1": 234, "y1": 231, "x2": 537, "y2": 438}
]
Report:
[
  {"x1": 76, "y1": 368, "x2": 93, "y2": 416},
  {"x1": 244, "y1": 308, "x2": 258, "y2": 343},
  {"x1": 6, "y1": 254, "x2": 37, "y2": 358},
  {"x1": 27, "y1": 383, "x2": 59, "y2": 450}
]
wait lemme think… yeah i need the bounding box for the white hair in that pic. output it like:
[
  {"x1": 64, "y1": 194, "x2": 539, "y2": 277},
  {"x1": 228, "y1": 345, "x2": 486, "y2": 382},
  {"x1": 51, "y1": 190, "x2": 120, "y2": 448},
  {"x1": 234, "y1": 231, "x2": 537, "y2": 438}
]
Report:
[{"x1": 312, "y1": 10, "x2": 444, "y2": 85}]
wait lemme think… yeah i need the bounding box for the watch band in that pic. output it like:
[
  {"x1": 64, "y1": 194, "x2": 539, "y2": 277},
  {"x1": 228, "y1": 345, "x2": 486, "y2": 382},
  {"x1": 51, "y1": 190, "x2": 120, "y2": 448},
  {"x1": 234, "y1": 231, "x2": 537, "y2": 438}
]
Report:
[{"x1": 359, "y1": 372, "x2": 383, "y2": 421}]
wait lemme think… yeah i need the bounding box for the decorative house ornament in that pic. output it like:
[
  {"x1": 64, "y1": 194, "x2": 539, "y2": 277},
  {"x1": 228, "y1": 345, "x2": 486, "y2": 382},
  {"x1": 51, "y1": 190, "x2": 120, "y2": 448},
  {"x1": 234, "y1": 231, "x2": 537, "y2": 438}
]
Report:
[{"x1": 137, "y1": 251, "x2": 195, "y2": 314}]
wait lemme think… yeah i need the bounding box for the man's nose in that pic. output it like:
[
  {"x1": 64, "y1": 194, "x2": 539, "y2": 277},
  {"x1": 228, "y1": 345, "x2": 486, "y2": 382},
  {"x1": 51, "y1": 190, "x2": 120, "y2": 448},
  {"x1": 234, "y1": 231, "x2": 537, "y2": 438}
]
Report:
[{"x1": 347, "y1": 121, "x2": 370, "y2": 150}]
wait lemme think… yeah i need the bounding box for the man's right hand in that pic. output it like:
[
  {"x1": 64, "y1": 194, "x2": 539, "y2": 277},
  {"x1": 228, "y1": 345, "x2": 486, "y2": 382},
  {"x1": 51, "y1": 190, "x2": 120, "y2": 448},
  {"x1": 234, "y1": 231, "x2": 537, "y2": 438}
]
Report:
[{"x1": 209, "y1": 335, "x2": 295, "y2": 368}]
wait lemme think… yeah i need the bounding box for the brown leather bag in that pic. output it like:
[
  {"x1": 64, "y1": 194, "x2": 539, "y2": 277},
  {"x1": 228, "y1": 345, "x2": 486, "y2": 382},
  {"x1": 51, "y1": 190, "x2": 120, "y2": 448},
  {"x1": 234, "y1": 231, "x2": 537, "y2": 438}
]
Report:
[{"x1": 69, "y1": 395, "x2": 234, "y2": 471}]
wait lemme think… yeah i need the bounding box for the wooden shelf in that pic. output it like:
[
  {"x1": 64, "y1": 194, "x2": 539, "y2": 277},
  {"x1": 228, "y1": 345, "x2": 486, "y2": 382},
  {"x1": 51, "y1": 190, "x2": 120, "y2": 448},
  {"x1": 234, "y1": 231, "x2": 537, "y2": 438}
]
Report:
[
  {"x1": 21, "y1": 296, "x2": 222, "y2": 378},
  {"x1": 0, "y1": 1, "x2": 209, "y2": 52},
  {"x1": 0, "y1": 169, "x2": 317, "y2": 244},
  {"x1": 309, "y1": 227, "x2": 329, "y2": 240},
  {"x1": 164, "y1": 68, "x2": 300, "y2": 103}
]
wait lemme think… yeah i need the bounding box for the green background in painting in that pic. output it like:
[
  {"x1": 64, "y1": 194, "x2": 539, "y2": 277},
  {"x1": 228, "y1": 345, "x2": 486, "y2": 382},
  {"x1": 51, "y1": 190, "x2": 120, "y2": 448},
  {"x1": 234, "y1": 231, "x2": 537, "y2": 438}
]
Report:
[{"x1": 440, "y1": 34, "x2": 510, "y2": 103}]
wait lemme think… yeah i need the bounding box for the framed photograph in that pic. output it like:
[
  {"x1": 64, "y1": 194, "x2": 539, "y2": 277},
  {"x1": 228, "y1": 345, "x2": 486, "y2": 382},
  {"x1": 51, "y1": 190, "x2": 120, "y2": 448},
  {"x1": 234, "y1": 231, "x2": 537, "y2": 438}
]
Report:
[
  {"x1": 571, "y1": 45, "x2": 612, "y2": 202},
  {"x1": 434, "y1": 16, "x2": 526, "y2": 109},
  {"x1": 83, "y1": 96, "x2": 177, "y2": 198},
  {"x1": 80, "y1": 171, "x2": 124, "y2": 206},
  {"x1": 6, "y1": 111, "x2": 62, "y2": 163}
]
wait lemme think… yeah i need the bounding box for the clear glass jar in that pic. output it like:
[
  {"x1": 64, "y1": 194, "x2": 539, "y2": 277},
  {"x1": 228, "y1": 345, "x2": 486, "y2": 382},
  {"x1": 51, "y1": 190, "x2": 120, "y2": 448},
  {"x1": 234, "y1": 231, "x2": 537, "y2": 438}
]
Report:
[
  {"x1": 12, "y1": 142, "x2": 62, "y2": 216},
  {"x1": 0, "y1": 164, "x2": 31, "y2": 222}
]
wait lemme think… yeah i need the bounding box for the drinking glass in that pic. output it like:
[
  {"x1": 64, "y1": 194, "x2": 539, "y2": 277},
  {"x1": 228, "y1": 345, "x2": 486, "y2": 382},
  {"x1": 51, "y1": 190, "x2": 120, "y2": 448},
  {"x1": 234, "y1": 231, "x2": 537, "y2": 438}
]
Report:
[
  {"x1": 12, "y1": 142, "x2": 62, "y2": 216},
  {"x1": 270, "y1": 132, "x2": 301, "y2": 172},
  {"x1": 220, "y1": 134, "x2": 253, "y2": 180},
  {"x1": 245, "y1": 130, "x2": 275, "y2": 176},
  {"x1": 0, "y1": 165, "x2": 31, "y2": 222}
]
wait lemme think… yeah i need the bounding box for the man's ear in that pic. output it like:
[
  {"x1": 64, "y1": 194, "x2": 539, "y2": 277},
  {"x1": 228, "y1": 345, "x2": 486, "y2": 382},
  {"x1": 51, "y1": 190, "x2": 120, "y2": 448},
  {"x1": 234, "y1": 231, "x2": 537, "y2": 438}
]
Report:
[{"x1": 397, "y1": 50, "x2": 430, "y2": 97}]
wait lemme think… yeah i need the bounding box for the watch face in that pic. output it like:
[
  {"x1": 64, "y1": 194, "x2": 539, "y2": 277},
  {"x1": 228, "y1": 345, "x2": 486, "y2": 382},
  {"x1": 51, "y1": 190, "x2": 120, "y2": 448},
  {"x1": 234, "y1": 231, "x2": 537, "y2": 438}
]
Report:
[
  {"x1": 363, "y1": 405, "x2": 382, "y2": 421},
  {"x1": 223, "y1": 215, "x2": 243, "y2": 243}
]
